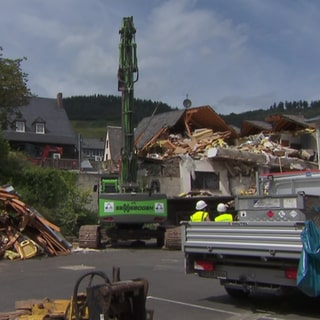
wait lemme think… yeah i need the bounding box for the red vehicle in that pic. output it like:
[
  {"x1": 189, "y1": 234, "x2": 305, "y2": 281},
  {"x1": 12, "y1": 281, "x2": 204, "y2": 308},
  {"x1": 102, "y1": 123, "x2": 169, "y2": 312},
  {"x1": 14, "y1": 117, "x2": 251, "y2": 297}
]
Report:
[
  {"x1": 41, "y1": 145, "x2": 63, "y2": 161},
  {"x1": 30, "y1": 145, "x2": 77, "y2": 170}
]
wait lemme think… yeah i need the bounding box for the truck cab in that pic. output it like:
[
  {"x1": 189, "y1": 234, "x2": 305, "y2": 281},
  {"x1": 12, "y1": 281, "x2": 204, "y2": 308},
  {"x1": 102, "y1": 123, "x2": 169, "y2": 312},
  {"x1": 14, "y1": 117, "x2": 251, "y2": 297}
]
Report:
[{"x1": 101, "y1": 176, "x2": 119, "y2": 193}]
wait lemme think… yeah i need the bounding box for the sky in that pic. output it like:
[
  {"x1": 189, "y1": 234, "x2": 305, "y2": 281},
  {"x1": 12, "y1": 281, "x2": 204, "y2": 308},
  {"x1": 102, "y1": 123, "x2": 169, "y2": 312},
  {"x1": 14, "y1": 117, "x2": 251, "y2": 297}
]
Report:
[{"x1": 1, "y1": 0, "x2": 320, "y2": 115}]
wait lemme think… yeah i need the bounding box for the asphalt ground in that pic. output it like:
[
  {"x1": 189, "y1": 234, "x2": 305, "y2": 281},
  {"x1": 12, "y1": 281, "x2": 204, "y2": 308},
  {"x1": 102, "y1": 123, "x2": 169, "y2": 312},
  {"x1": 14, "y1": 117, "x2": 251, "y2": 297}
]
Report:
[{"x1": 1, "y1": 244, "x2": 320, "y2": 320}]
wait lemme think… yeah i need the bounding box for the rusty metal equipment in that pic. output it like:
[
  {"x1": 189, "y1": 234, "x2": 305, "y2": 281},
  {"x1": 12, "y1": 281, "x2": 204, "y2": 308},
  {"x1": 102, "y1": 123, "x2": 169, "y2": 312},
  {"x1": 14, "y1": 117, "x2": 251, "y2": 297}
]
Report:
[
  {"x1": 70, "y1": 269, "x2": 151, "y2": 320},
  {"x1": 1, "y1": 267, "x2": 153, "y2": 320}
]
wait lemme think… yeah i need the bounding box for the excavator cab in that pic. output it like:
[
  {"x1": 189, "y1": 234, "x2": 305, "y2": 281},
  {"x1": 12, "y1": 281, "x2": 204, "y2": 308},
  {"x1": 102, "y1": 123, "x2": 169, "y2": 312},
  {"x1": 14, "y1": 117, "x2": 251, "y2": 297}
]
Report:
[{"x1": 101, "y1": 178, "x2": 119, "y2": 193}]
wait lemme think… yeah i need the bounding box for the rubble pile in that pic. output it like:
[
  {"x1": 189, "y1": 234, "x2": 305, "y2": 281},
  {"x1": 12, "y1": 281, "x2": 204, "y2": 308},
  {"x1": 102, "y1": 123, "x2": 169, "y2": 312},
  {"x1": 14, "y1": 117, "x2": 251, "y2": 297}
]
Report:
[
  {"x1": 143, "y1": 128, "x2": 316, "y2": 163},
  {"x1": 236, "y1": 133, "x2": 307, "y2": 158},
  {"x1": 0, "y1": 186, "x2": 71, "y2": 260},
  {"x1": 144, "y1": 128, "x2": 231, "y2": 160}
]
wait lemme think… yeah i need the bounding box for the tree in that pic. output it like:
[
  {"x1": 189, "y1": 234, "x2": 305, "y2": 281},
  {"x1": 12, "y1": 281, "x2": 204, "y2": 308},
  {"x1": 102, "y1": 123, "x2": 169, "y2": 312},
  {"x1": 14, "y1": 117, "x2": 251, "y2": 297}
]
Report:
[
  {"x1": 0, "y1": 131, "x2": 11, "y2": 181},
  {"x1": 0, "y1": 131, "x2": 9, "y2": 162},
  {"x1": 0, "y1": 47, "x2": 31, "y2": 128}
]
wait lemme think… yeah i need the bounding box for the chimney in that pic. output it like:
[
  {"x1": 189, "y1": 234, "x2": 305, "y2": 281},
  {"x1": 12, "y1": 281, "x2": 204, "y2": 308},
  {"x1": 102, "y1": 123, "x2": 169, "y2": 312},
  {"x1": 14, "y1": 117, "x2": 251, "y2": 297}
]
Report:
[{"x1": 57, "y1": 92, "x2": 63, "y2": 108}]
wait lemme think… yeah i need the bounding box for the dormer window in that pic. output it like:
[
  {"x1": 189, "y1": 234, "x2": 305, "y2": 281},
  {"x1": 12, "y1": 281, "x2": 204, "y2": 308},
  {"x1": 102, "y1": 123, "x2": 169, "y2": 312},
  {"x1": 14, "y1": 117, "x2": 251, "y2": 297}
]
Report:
[
  {"x1": 36, "y1": 123, "x2": 45, "y2": 134},
  {"x1": 16, "y1": 121, "x2": 25, "y2": 132},
  {"x1": 33, "y1": 117, "x2": 46, "y2": 134}
]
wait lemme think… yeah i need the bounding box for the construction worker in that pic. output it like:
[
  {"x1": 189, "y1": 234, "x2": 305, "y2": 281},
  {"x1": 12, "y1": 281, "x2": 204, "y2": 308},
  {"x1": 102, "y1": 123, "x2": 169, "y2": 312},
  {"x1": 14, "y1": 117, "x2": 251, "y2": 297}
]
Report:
[
  {"x1": 214, "y1": 203, "x2": 233, "y2": 222},
  {"x1": 190, "y1": 200, "x2": 211, "y2": 222}
]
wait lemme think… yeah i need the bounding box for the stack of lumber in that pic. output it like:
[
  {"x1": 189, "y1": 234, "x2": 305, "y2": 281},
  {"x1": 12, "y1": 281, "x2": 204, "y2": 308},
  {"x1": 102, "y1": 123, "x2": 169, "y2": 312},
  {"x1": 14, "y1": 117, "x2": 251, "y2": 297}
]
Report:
[{"x1": 0, "y1": 185, "x2": 71, "y2": 260}]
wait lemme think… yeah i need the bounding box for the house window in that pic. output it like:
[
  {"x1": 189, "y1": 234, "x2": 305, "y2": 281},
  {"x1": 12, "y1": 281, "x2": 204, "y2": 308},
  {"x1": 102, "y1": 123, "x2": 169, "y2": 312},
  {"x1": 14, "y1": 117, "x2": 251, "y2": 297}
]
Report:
[
  {"x1": 16, "y1": 121, "x2": 25, "y2": 132},
  {"x1": 191, "y1": 171, "x2": 220, "y2": 191},
  {"x1": 35, "y1": 123, "x2": 45, "y2": 134}
]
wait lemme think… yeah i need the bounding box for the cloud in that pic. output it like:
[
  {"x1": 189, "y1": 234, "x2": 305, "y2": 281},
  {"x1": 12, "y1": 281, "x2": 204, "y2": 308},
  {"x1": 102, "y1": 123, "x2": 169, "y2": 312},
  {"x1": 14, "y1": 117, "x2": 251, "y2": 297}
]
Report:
[{"x1": 1, "y1": 0, "x2": 320, "y2": 114}]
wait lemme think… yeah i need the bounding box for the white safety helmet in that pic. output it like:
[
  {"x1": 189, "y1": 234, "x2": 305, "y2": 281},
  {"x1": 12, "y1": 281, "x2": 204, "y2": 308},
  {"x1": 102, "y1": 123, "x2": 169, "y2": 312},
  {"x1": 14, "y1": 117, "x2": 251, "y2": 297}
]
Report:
[
  {"x1": 196, "y1": 200, "x2": 207, "y2": 211},
  {"x1": 217, "y1": 203, "x2": 227, "y2": 213}
]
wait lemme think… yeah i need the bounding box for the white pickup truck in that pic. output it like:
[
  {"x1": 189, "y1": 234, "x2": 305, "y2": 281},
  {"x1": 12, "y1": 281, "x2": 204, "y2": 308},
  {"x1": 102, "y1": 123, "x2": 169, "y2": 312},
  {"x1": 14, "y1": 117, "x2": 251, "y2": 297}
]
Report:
[{"x1": 181, "y1": 192, "x2": 320, "y2": 297}]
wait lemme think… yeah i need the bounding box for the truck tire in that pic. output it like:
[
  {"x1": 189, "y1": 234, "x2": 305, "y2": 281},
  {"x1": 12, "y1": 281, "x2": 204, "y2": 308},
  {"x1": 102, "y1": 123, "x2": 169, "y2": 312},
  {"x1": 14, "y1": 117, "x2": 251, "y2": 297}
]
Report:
[{"x1": 224, "y1": 286, "x2": 249, "y2": 298}]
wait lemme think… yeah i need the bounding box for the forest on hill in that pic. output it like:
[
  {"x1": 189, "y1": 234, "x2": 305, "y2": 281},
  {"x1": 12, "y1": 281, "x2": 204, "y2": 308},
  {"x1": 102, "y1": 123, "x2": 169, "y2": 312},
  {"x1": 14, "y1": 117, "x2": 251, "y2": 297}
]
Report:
[
  {"x1": 63, "y1": 95, "x2": 320, "y2": 137},
  {"x1": 63, "y1": 95, "x2": 174, "y2": 127}
]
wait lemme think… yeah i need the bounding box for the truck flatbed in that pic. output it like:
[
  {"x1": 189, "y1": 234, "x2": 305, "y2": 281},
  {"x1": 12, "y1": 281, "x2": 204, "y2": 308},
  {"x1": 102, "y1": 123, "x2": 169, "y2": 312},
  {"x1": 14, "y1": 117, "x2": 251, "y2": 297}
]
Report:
[{"x1": 182, "y1": 221, "x2": 303, "y2": 260}]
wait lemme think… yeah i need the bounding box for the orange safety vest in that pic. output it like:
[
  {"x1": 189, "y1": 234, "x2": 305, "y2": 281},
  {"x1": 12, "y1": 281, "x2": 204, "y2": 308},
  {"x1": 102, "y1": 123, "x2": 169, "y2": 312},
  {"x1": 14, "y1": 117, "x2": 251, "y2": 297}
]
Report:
[
  {"x1": 190, "y1": 211, "x2": 209, "y2": 222},
  {"x1": 214, "y1": 213, "x2": 233, "y2": 222}
]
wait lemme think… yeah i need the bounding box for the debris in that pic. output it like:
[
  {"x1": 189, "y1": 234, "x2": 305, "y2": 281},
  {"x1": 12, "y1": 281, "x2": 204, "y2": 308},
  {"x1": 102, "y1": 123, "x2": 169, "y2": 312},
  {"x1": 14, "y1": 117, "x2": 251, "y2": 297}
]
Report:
[
  {"x1": 142, "y1": 128, "x2": 231, "y2": 160},
  {"x1": 140, "y1": 127, "x2": 318, "y2": 171},
  {"x1": 0, "y1": 185, "x2": 71, "y2": 260}
]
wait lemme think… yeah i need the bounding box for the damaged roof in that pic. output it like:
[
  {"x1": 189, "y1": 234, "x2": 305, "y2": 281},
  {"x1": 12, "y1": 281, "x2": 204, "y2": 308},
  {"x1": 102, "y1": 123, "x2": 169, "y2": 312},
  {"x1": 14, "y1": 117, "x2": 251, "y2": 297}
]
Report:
[
  {"x1": 265, "y1": 114, "x2": 315, "y2": 132},
  {"x1": 135, "y1": 105, "x2": 237, "y2": 150},
  {"x1": 241, "y1": 120, "x2": 273, "y2": 137},
  {"x1": 135, "y1": 110, "x2": 184, "y2": 149}
]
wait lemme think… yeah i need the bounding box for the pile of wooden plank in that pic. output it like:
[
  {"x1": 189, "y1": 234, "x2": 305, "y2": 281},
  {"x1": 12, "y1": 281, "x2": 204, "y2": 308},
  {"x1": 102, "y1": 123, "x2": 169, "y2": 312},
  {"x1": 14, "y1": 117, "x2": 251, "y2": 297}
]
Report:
[
  {"x1": 0, "y1": 185, "x2": 71, "y2": 260},
  {"x1": 143, "y1": 128, "x2": 231, "y2": 160},
  {"x1": 142, "y1": 128, "x2": 316, "y2": 165}
]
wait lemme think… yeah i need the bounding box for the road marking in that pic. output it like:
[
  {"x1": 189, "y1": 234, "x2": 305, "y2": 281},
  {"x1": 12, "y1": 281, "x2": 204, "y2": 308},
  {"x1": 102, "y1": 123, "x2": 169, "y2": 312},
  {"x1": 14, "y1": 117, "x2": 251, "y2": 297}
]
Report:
[
  {"x1": 147, "y1": 296, "x2": 241, "y2": 316},
  {"x1": 161, "y1": 258, "x2": 179, "y2": 263},
  {"x1": 59, "y1": 265, "x2": 96, "y2": 270}
]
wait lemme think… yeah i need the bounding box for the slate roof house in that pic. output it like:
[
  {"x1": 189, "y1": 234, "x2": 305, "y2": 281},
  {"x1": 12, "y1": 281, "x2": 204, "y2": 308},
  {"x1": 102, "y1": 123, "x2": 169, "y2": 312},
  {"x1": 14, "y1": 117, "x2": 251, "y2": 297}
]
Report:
[
  {"x1": 3, "y1": 93, "x2": 78, "y2": 169},
  {"x1": 81, "y1": 137, "x2": 105, "y2": 162}
]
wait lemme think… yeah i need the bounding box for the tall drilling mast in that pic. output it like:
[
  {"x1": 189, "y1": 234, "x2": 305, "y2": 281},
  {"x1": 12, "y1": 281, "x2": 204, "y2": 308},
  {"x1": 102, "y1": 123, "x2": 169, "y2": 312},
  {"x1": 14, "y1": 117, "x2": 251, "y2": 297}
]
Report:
[{"x1": 117, "y1": 16, "x2": 139, "y2": 192}]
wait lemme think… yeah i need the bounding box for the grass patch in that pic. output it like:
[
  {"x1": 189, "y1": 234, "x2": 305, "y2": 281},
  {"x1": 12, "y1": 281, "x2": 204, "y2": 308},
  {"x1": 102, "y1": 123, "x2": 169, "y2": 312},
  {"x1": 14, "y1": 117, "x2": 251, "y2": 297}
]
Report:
[{"x1": 70, "y1": 121, "x2": 120, "y2": 139}]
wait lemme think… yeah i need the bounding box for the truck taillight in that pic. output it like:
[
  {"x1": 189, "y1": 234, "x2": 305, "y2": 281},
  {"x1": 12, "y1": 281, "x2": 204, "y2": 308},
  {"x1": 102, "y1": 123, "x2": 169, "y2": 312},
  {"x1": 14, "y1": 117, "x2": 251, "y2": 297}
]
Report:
[
  {"x1": 194, "y1": 260, "x2": 214, "y2": 271},
  {"x1": 154, "y1": 217, "x2": 165, "y2": 223},
  {"x1": 267, "y1": 210, "x2": 274, "y2": 218},
  {"x1": 285, "y1": 267, "x2": 297, "y2": 279}
]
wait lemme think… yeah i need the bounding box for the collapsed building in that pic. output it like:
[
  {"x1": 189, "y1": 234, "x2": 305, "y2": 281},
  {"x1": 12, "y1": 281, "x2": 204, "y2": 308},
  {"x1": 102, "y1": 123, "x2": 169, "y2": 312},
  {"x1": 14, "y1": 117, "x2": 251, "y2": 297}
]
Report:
[{"x1": 128, "y1": 106, "x2": 318, "y2": 198}]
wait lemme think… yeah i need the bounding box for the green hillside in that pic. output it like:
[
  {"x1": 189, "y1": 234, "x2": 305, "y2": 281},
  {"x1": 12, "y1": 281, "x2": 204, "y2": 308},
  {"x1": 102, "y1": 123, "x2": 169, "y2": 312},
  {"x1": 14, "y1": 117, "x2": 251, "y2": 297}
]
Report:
[
  {"x1": 69, "y1": 120, "x2": 108, "y2": 139},
  {"x1": 64, "y1": 94, "x2": 174, "y2": 138}
]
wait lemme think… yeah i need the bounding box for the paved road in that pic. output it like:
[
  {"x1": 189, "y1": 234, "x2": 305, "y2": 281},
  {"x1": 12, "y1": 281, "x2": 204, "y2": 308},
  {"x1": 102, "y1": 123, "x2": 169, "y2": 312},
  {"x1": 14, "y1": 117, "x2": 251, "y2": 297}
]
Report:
[{"x1": 1, "y1": 245, "x2": 320, "y2": 319}]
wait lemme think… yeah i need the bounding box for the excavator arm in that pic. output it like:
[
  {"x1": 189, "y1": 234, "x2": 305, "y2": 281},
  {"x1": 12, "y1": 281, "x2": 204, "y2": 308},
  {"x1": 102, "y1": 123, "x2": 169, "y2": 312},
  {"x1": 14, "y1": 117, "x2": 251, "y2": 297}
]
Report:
[{"x1": 118, "y1": 16, "x2": 139, "y2": 192}]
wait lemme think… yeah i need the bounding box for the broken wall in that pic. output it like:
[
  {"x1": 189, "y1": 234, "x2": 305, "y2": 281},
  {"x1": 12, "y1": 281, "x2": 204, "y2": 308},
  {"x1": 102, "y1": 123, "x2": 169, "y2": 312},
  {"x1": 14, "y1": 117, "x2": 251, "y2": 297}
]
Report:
[
  {"x1": 138, "y1": 157, "x2": 181, "y2": 197},
  {"x1": 138, "y1": 156, "x2": 233, "y2": 197},
  {"x1": 179, "y1": 157, "x2": 231, "y2": 196}
]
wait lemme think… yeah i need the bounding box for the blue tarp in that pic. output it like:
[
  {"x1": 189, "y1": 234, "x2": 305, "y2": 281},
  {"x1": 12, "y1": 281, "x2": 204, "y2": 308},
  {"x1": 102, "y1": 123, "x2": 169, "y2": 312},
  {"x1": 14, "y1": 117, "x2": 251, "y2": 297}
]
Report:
[{"x1": 297, "y1": 220, "x2": 320, "y2": 297}]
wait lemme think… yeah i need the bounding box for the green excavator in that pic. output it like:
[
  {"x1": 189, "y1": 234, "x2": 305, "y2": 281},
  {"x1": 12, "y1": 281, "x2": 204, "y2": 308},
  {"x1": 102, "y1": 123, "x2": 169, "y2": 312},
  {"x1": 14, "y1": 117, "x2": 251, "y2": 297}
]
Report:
[{"x1": 80, "y1": 17, "x2": 167, "y2": 248}]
